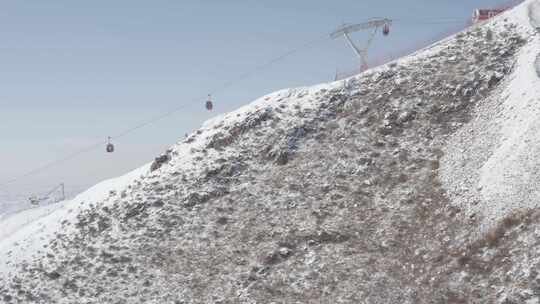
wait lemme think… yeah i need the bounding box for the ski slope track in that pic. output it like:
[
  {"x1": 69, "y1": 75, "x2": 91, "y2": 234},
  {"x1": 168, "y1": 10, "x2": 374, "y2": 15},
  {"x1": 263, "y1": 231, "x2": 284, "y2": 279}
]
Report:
[{"x1": 2, "y1": 1, "x2": 540, "y2": 303}]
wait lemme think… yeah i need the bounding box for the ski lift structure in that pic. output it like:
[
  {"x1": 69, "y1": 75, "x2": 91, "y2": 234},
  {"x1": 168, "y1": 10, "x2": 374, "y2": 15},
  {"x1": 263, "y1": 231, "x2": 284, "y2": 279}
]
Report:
[
  {"x1": 29, "y1": 183, "x2": 65, "y2": 206},
  {"x1": 331, "y1": 18, "x2": 392, "y2": 72},
  {"x1": 471, "y1": 8, "x2": 506, "y2": 24}
]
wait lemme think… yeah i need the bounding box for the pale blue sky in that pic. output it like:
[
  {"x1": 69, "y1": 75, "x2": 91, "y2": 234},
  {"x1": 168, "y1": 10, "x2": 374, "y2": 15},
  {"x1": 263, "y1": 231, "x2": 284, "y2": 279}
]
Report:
[{"x1": 0, "y1": 0, "x2": 516, "y2": 199}]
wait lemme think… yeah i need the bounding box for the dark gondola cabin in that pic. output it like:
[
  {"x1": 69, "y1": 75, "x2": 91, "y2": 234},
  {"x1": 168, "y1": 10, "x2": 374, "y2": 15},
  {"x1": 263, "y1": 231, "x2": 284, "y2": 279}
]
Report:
[
  {"x1": 206, "y1": 94, "x2": 213, "y2": 111},
  {"x1": 106, "y1": 143, "x2": 114, "y2": 153},
  {"x1": 383, "y1": 23, "x2": 390, "y2": 36},
  {"x1": 106, "y1": 137, "x2": 114, "y2": 153}
]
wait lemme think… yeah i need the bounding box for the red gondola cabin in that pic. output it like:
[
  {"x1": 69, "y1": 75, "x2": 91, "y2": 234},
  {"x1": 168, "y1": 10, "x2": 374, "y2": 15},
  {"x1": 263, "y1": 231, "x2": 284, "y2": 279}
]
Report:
[{"x1": 382, "y1": 23, "x2": 390, "y2": 36}]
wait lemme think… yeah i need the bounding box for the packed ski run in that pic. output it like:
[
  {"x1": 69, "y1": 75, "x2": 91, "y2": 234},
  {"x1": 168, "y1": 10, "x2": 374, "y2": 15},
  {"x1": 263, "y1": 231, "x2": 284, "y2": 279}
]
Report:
[{"x1": 1, "y1": 0, "x2": 540, "y2": 303}]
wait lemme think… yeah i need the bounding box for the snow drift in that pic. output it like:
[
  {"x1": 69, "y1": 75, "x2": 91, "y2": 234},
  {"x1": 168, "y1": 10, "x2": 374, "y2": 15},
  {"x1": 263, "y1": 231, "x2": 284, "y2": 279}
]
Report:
[{"x1": 441, "y1": 0, "x2": 540, "y2": 229}]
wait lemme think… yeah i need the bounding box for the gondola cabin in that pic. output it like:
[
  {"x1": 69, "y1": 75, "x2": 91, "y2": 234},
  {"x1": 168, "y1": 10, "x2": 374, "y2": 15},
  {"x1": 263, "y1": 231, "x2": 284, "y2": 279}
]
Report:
[
  {"x1": 106, "y1": 143, "x2": 114, "y2": 153},
  {"x1": 206, "y1": 94, "x2": 213, "y2": 111},
  {"x1": 106, "y1": 137, "x2": 114, "y2": 153},
  {"x1": 472, "y1": 9, "x2": 506, "y2": 23},
  {"x1": 382, "y1": 23, "x2": 390, "y2": 36}
]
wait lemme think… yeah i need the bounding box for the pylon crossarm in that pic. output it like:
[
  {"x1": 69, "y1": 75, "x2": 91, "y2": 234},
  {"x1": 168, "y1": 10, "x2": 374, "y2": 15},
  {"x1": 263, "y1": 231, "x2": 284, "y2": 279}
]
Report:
[
  {"x1": 365, "y1": 27, "x2": 379, "y2": 49},
  {"x1": 343, "y1": 32, "x2": 363, "y2": 59},
  {"x1": 330, "y1": 18, "x2": 392, "y2": 39}
]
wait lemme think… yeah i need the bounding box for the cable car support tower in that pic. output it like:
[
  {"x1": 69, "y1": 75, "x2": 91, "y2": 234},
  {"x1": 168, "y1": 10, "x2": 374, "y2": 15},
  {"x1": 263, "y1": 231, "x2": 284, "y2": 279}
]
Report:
[
  {"x1": 331, "y1": 18, "x2": 392, "y2": 72},
  {"x1": 29, "y1": 183, "x2": 65, "y2": 205}
]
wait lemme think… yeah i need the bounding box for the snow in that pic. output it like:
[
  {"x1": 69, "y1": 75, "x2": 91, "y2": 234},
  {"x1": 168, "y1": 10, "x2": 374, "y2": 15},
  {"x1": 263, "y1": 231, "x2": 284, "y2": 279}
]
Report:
[
  {"x1": 1, "y1": 0, "x2": 533, "y2": 261},
  {"x1": 478, "y1": 0, "x2": 540, "y2": 223},
  {"x1": 440, "y1": 0, "x2": 540, "y2": 228},
  {"x1": 531, "y1": 0, "x2": 540, "y2": 29},
  {"x1": 536, "y1": 54, "x2": 540, "y2": 76},
  {"x1": 0, "y1": 1, "x2": 539, "y2": 302},
  {"x1": 0, "y1": 163, "x2": 149, "y2": 275},
  {"x1": 0, "y1": 75, "x2": 347, "y2": 277}
]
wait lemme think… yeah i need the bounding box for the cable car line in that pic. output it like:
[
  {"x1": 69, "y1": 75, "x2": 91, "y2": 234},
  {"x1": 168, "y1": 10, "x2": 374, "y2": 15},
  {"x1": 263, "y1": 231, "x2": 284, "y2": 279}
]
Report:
[
  {"x1": 0, "y1": 16, "x2": 474, "y2": 189},
  {"x1": 0, "y1": 34, "x2": 329, "y2": 189},
  {"x1": 394, "y1": 18, "x2": 465, "y2": 24},
  {"x1": 0, "y1": 141, "x2": 106, "y2": 188},
  {"x1": 109, "y1": 34, "x2": 329, "y2": 142},
  {"x1": 214, "y1": 34, "x2": 329, "y2": 93}
]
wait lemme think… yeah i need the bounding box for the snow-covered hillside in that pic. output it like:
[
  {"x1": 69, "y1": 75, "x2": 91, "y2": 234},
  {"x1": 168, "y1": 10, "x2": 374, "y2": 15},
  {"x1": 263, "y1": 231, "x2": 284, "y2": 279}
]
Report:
[
  {"x1": 441, "y1": 0, "x2": 540, "y2": 229},
  {"x1": 1, "y1": 1, "x2": 540, "y2": 303}
]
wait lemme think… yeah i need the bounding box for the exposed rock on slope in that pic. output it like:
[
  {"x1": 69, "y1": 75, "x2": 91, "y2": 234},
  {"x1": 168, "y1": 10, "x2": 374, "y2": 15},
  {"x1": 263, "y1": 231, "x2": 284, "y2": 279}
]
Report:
[
  {"x1": 442, "y1": 1, "x2": 540, "y2": 229},
  {"x1": 1, "y1": 1, "x2": 540, "y2": 303}
]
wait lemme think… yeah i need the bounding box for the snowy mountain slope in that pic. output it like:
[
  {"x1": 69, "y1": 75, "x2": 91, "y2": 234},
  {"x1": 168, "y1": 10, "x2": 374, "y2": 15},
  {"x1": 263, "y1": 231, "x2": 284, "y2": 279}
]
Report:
[
  {"x1": 0, "y1": 184, "x2": 86, "y2": 219},
  {"x1": 532, "y1": 0, "x2": 540, "y2": 28},
  {"x1": 0, "y1": 164, "x2": 149, "y2": 277},
  {"x1": 441, "y1": 0, "x2": 540, "y2": 230},
  {"x1": 1, "y1": 1, "x2": 540, "y2": 303}
]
